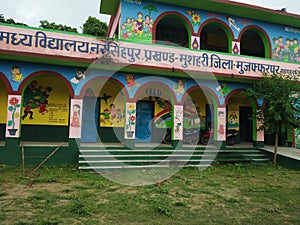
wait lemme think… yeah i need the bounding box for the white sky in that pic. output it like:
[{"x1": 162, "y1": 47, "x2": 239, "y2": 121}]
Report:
[{"x1": 1, "y1": 0, "x2": 299, "y2": 32}]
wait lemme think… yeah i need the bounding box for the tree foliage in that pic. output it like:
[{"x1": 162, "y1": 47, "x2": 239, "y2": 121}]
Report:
[
  {"x1": 245, "y1": 71, "x2": 300, "y2": 166},
  {"x1": 39, "y1": 20, "x2": 78, "y2": 33},
  {"x1": 82, "y1": 16, "x2": 108, "y2": 37},
  {"x1": 0, "y1": 14, "x2": 27, "y2": 26}
]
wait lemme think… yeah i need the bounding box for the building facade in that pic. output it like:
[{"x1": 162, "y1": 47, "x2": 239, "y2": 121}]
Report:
[{"x1": 0, "y1": 0, "x2": 299, "y2": 165}]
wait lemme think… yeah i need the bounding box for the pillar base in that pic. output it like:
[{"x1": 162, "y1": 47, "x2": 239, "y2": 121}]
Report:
[
  {"x1": 215, "y1": 140, "x2": 226, "y2": 149},
  {"x1": 253, "y1": 141, "x2": 264, "y2": 148},
  {"x1": 124, "y1": 139, "x2": 135, "y2": 149},
  {"x1": 172, "y1": 140, "x2": 183, "y2": 149}
]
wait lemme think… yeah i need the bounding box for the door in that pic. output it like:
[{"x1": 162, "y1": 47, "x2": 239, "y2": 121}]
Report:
[
  {"x1": 239, "y1": 106, "x2": 253, "y2": 142},
  {"x1": 206, "y1": 104, "x2": 214, "y2": 130},
  {"x1": 81, "y1": 97, "x2": 100, "y2": 143},
  {"x1": 135, "y1": 100, "x2": 154, "y2": 143}
]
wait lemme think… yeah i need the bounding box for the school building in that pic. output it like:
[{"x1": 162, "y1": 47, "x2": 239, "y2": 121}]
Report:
[{"x1": 0, "y1": 0, "x2": 299, "y2": 167}]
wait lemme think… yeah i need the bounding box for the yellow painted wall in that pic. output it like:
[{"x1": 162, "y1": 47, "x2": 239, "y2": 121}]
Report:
[
  {"x1": 21, "y1": 76, "x2": 70, "y2": 126},
  {"x1": 0, "y1": 80, "x2": 8, "y2": 123}
]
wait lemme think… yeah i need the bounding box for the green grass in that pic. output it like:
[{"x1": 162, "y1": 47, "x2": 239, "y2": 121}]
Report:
[{"x1": 0, "y1": 164, "x2": 299, "y2": 225}]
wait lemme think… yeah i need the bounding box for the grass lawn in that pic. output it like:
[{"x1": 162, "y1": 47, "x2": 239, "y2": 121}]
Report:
[{"x1": 0, "y1": 163, "x2": 299, "y2": 225}]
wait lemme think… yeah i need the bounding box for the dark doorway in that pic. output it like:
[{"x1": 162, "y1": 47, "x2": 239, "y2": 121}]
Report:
[
  {"x1": 239, "y1": 106, "x2": 253, "y2": 142},
  {"x1": 81, "y1": 97, "x2": 99, "y2": 143},
  {"x1": 206, "y1": 104, "x2": 214, "y2": 130},
  {"x1": 240, "y1": 30, "x2": 265, "y2": 58},
  {"x1": 200, "y1": 24, "x2": 229, "y2": 53},
  {"x1": 156, "y1": 16, "x2": 189, "y2": 48},
  {"x1": 135, "y1": 100, "x2": 154, "y2": 143}
]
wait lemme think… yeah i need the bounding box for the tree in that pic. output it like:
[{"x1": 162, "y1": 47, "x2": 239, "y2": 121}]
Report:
[
  {"x1": 0, "y1": 14, "x2": 27, "y2": 26},
  {"x1": 39, "y1": 20, "x2": 78, "y2": 33},
  {"x1": 82, "y1": 16, "x2": 107, "y2": 37},
  {"x1": 245, "y1": 71, "x2": 300, "y2": 166},
  {"x1": 143, "y1": 5, "x2": 158, "y2": 17}
]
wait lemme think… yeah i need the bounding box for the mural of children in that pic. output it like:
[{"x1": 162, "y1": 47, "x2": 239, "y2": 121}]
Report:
[
  {"x1": 121, "y1": 23, "x2": 128, "y2": 39},
  {"x1": 144, "y1": 15, "x2": 150, "y2": 37},
  {"x1": 174, "y1": 78, "x2": 185, "y2": 96},
  {"x1": 133, "y1": 20, "x2": 138, "y2": 36},
  {"x1": 38, "y1": 102, "x2": 49, "y2": 114},
  {"x1": 293, "y1": 38, "x2": 299, "y2": 54},
  {"x1": 101, "y1": 108, "x2": 110, "y2": 124},
  {"x1": 285, "y1": 39, "x2": 290, "y2": 51},
  {"x1": 149, "y1": 18, "x2": 154, "y2": 35},
  {"x1": 278, "y1": 36, "x2": 283, "y2": 50},
  {"x1": 137, "y1": 12, "x2": 144, "y2": 37},
  {"x1": 22, "y1": 101, "x2": 34, "y2": 120},
  {"x1": 126, "y1": 18, "x2": 133, "y2": 37},
  {"x1": 272, "y1": 38, "x2": 279, "y2": 58},
  {"x1": 71, "y1": 104, "x2": 81, "y2": 127},
  {"x1": 116, "y1": 108, "x2": 123, "y2": 123},
  {"x1": 110, "y1": 104, "x2": 116, "y2": 123},
  {"x1": 11, "y1": 66, "x2": 23, "y2": 82}
]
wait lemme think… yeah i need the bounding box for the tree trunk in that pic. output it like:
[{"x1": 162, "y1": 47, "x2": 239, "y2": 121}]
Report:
[{"x1": 274, "y1": 125, "x2": 280, "y2": 167}]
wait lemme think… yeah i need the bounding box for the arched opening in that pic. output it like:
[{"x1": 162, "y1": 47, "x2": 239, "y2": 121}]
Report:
[
  {"x1": 20, "y1": 75, "x2": 71, "y2": 142},
  {"x1": 80, "y1": 77, "x2": 127, "y2": 144},
  {"x1": 200, "y1": 23, "x2": 230, "y2": 53},
  {"x1": 0, "y1": 77, "x2": 9, "y2": 142},
  {"x1": 182, "y1": 87, "x2": 218, "y2": 145},
  {"x1": 226, "y1": 91, "x2": 257, "y2": 144},
  {"x1": 155, "y1": 15, "x2": 190, "y2": 48},
  {"x1": 240, "y1": 29, "x2": 266, "y2": 58},
  {"x1": 134, "y1": 82, "x2": 175, "y2": 145}
]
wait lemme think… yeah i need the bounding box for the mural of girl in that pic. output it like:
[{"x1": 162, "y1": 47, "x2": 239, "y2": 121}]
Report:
[
  {"x1": 137, "y1": 12, "x2": 144, "y2": 37},
  {"x1": 71, "y1": 104, "x2": 81, "y2": 127}
]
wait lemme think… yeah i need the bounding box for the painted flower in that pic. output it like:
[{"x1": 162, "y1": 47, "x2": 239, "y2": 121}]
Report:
[
  {"x1": 9, "y1": 97, "x2": 19, "y2": 106},
  {"x1": 128, "y1": 104, "x2": 135, "y2": 111},
  {"x1": 126, "y1": 104, "x2": 136, "y2": 132},
  {"x1": 14, "y1": 112, "x2": 20, "y2": 119},
  {"x1": 192, "y1": 14, "x2": 200, "y2": 24},
  {"x1": 7, "y1": 97, "x2": 21, "y2": 131}
]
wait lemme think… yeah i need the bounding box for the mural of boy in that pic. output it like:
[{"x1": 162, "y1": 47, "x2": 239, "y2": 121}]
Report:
[
  {"x1": 174, "y1": 78, "x2": 185, "y2": 96},
  {"x1": 10, "y1": 66, "x2": 23, "y2": 82}
]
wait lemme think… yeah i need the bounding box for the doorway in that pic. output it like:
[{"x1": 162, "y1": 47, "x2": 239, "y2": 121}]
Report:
[
  {"x1": 135, "y1": 100, "x2": 154, "y2": 143},
  {"x1": 81, "y1": 97, "x2": 100, "y2": 143},
  {"x1": 239, "y1": 106, "x2": 253, "y2": 142}
]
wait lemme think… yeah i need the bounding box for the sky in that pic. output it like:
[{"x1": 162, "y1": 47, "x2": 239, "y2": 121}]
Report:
[{"x1": 1, "y1": 0, "x2": 299, "y2": 32}]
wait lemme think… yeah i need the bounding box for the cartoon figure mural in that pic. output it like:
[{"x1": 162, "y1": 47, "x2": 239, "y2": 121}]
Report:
[
  {"x1": 174, "y1": 78, "x2": 185, "y2": 96},
  {"x1": 216, "y1": 83, "x2": 231, "y2": 99},
  {"x1": 125, "y1": 73, "x2": 140, "y2": 92},
  {"x1": 272, "y1": 36, "x2": 300, "y2": 62},
  {"x1": 99, "y1": 91, "x2": 125, "y2": 127},
  {"x1": 70, "y1": 70, "x2": 86, "y2": 84},
  {"x1": 71, "y1": 104, "x2": 81, "y2": 127},
  {"x1": 120, "y1": 5, "x2": 156, "y2": 40},
  {"x1": 218, "y1": 111, "x2": 225, "y2": 135},
  {"x1": 228, "y1": 111, "x2": 239, "y2": 129},
  {"x1": 22, "y1": 80, "x2": 52, "y2": 120},
  {"x1": 10, "y1": 66, "x2": 23, "y2": 82}
]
